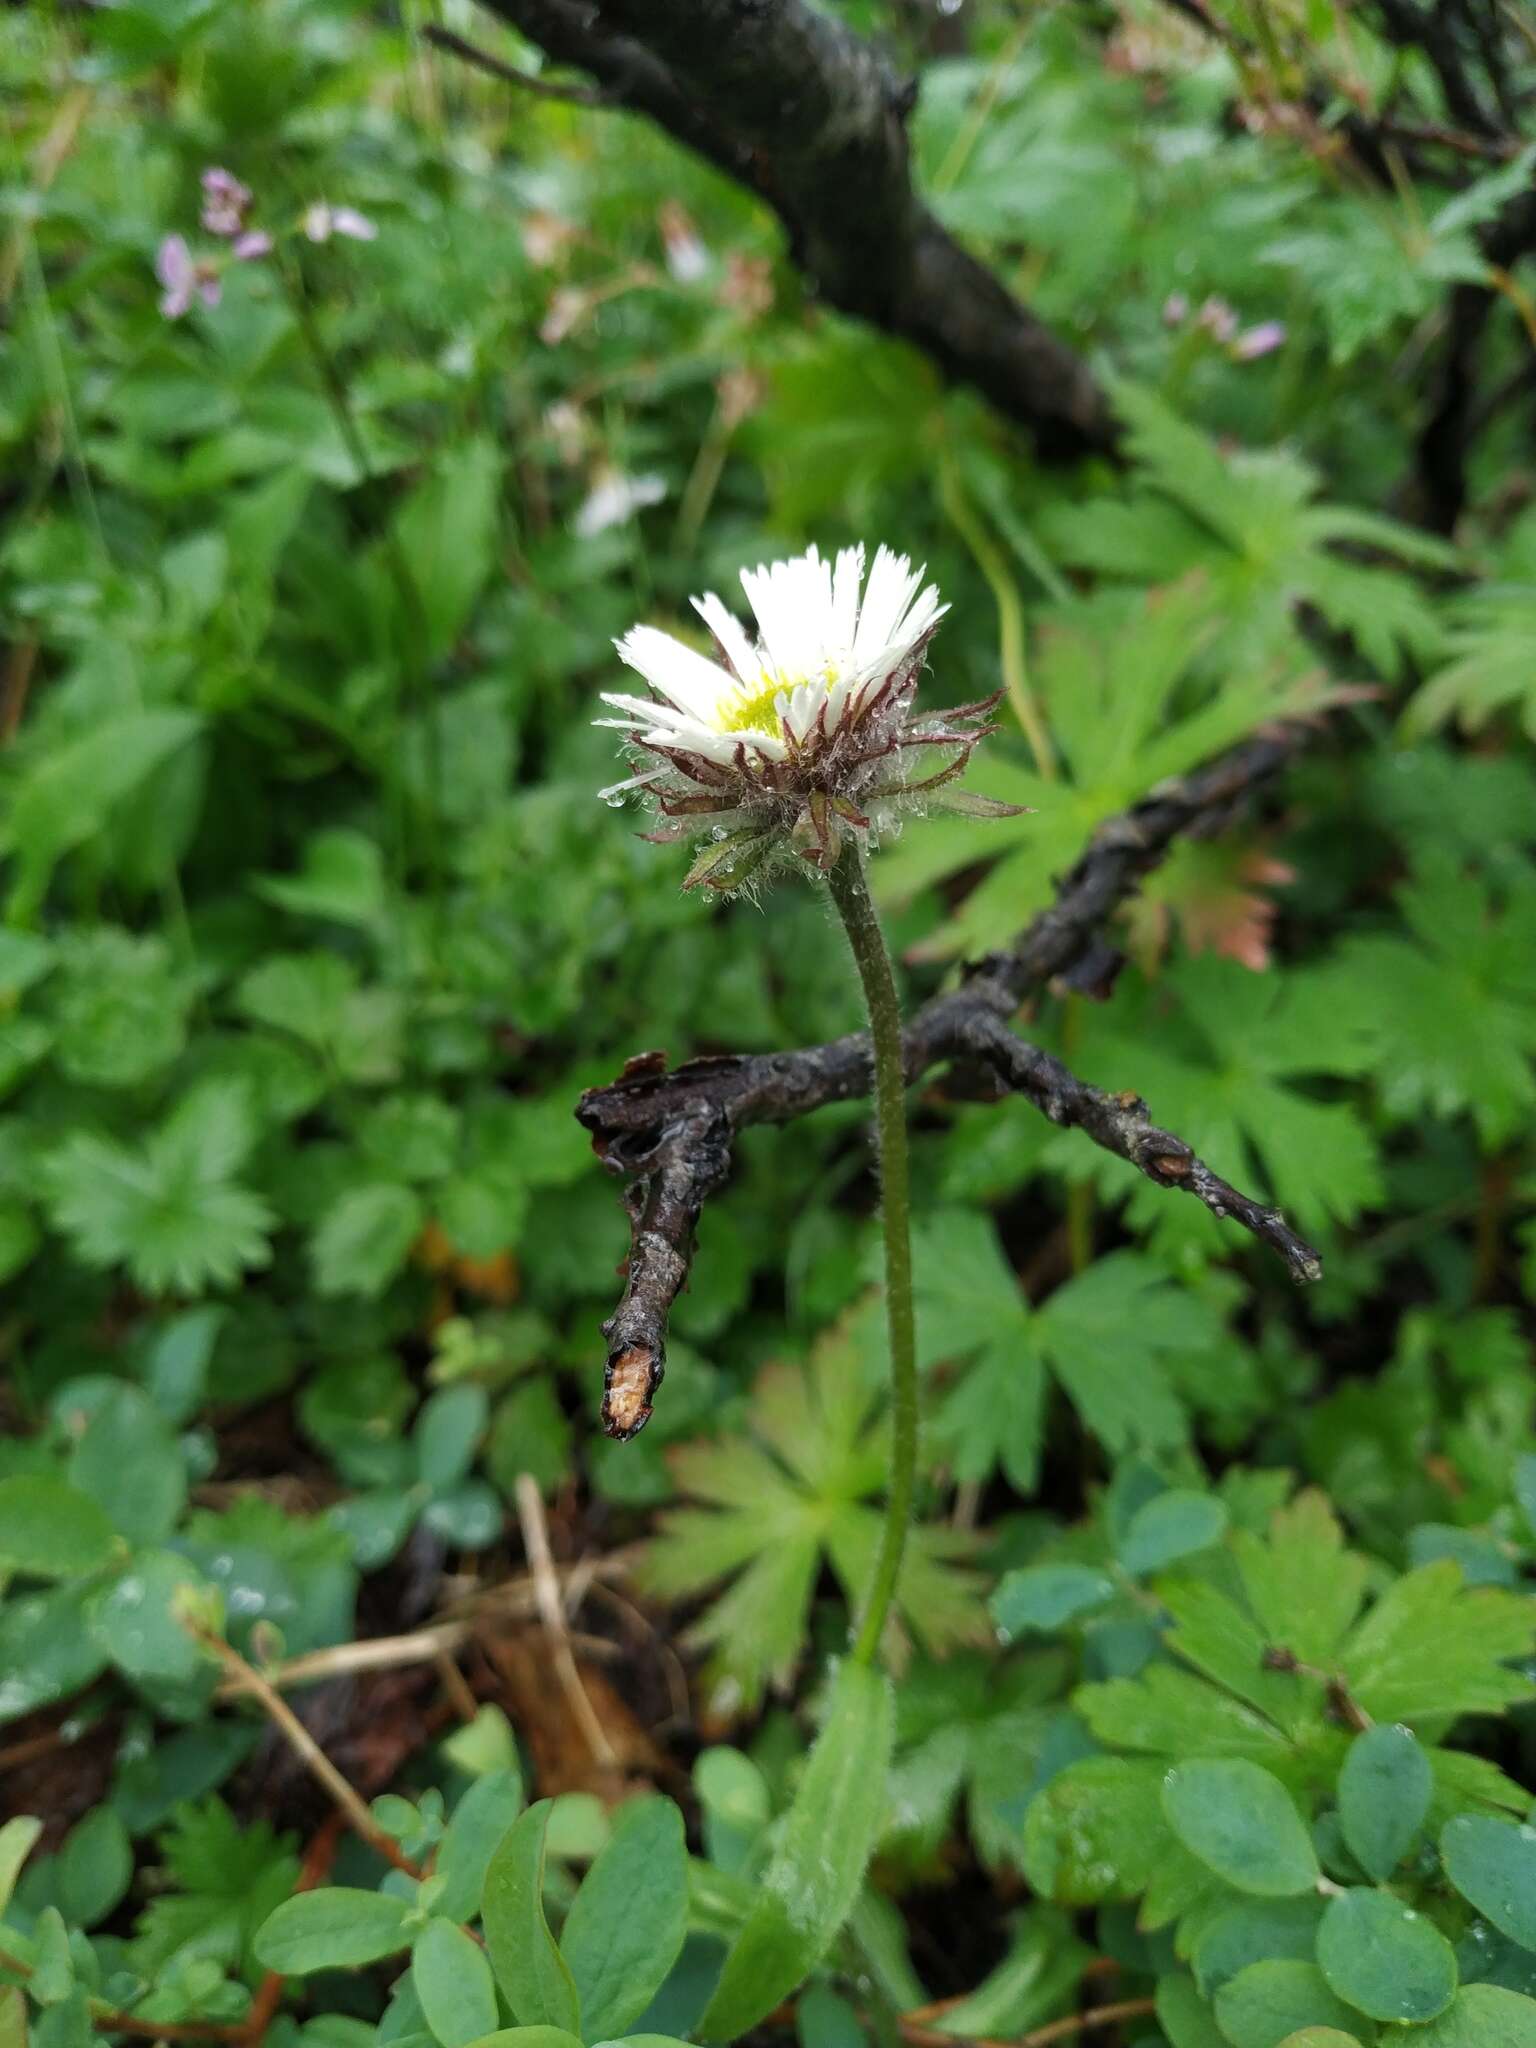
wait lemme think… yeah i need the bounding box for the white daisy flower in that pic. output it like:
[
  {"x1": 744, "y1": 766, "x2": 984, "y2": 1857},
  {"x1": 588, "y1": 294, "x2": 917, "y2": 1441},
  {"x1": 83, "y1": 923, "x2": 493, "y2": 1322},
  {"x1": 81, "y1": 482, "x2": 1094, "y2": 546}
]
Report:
[{"x1": 597, "y1": 543, "x2": 1020, "y2": 889}]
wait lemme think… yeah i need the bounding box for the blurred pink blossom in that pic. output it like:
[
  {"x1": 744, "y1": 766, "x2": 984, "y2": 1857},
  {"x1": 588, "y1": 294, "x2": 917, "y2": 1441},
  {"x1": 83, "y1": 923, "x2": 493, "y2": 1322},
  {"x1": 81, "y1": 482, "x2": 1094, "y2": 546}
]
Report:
[
  {"x1": 1195, "y1": 296, "x2": 1237, "y2": 343},
  {"x1": 200, "y1": 167, "x2": 252, "y2": 237},
  {"x1": 1233, "y1": 319, "x2": 1287, "y2": 361},
  {"x1": 1162, "y1": 291, "x2": 1189, "y2": 326},
  {"x1": 303, "y1": 202, "x2": 377, "y2": 243},
  {"x1": 233, "y1": 230, "x2": 273, "y2": 261},
  {"x1": 155, "y1": 234, "x2": 220, "y2": 318}
]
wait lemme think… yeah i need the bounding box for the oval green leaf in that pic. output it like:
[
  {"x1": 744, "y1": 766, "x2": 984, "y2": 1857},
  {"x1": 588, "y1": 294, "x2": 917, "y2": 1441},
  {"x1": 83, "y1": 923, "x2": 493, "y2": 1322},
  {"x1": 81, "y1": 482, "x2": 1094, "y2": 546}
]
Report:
[
  {"x1": 413, "y1": 1917, "x2": 500, "y2": 2048},
  {"x1": 483, "y1": 1799, "x2": 581, "y2": 2035},
  {"x1": 697, "y1": 1659, "x2": 894, "y2": 2041},
  {"x1": 1441, "y1": 1814, "x2": 1536, "y2": 1952},
  {"x1": 1162, "y1": 1759, "x2": 1319, "y2": 1897},
  {"x1": 253, "y1": 1887, "x2": 414, "y2": 1974},
  {"x1": 1191, "y1": 1897, "x2": 1324, "y2": 1999},
  {"x1": 990, "y1": 1564, "x2": 1114, "y2": 1636},
  {"x1": 1337, "y1": 1723, "x2": 1431, "y2": 1881},
  {"x1": 0, "y1": 1476, "x2": 118, "y2": 1581},
  {"x1": 466, "y1": 2033, "x2": 585, "y2": 2048},
  {"x1": 433, "y1": 1768, "x2": 525, "y2": 1925},
  {"x1": 560, "y1": 1796, "x2": 687, "y2": 2044},
  {"x1": 1212, "y1": 1961, "x2": 1359, "y2": 2048},
  {"x1": 1315, "y1": 1887, "x2": 1456, "y2": 2023},
  {"x1": 1155, "y1": 1973, "x2": 1229, "y2": 2048},
  {"x1": 1118, "y1": 1490, "x2": 1228, "y2": 1576},
  {"x1": 1406, "y1": 1986, "x2": 1536, "y2": 2046}
]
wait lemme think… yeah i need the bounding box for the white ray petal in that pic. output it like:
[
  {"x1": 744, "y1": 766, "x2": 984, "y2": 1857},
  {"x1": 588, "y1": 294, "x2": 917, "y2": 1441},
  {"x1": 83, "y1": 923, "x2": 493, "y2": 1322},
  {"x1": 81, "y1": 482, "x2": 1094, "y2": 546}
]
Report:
[
  {"x1": 691, "y1": 591, "x2": 760, "y2": 686},
  {"x1": 615, "y1": 625, "x2": 731, "y2": 720},
  {"x1": 853, "y1": 547, "x2": 922, "y2": 663},
  {"x1": 598, "y1": 766, "x2": 667, "y2": 798},
  {"x1": 830, "y1": 546, "x2": 864, "y2": 656},
  {"x1": 599, "y1": 689, "x2": 698, "y2": 729}
]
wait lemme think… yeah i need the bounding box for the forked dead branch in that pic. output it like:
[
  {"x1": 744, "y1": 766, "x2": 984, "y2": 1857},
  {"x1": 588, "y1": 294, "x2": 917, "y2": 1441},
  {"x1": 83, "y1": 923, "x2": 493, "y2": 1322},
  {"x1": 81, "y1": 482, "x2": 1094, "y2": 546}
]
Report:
[{"x1": 580, "y1": 726, "x2": 1324, "y2": 1440}]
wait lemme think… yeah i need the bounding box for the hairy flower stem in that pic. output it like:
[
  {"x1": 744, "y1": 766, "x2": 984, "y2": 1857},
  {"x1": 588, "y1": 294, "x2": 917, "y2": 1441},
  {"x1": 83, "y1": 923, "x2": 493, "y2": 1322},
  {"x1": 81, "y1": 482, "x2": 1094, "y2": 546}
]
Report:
[{"x1": 827, "y1": 843, "x2": 917, "y2": 1668}]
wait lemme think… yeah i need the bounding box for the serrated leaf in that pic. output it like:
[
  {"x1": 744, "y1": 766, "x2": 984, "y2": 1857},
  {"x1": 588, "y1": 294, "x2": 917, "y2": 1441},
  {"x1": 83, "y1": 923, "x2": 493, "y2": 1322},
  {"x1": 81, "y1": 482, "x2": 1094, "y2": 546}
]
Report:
[
  {"x1": 312, "y1": 1183, "x2": 425, "y2": 1298},
  {"x1": 1339, "y1": 1562, "x2": 1536, "y2": 1723}
]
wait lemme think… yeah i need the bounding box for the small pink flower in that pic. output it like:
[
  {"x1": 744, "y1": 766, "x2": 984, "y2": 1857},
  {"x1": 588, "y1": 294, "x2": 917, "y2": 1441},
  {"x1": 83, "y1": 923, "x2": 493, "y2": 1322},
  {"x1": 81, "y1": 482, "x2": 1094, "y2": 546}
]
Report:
[
  {"x1": 1232, "y1": 319, "x2": 1287, "y2": 361},
  {"x1": 1195, "y1": 296, "x2": 1237, "y2": 343},
  {"x1": 232, "y1": 229, "x2": 273, "y2": 261},
  {"x1": 155, "y1": 234, "x2": 221, "y2": 318},
  {"x1": 200, "y1": 166, "x2": 253, "y2": 237},
  {"x1": 1162, "y1": 291, "x2": 1189, "y2": 327},
  {"x1": 303, "y1": 202, "x2": 377, "y2": 243}
]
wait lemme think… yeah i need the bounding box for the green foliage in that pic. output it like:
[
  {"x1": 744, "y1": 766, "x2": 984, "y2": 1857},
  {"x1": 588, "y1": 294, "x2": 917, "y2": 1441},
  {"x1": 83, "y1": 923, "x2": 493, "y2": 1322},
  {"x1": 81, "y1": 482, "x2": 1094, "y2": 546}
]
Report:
[
  {"x1": 3, "y1": 3, "x2": 1536, "y2": 2048},
  {"x1": 640, "y1": 1318, "x2": 987, "y2": 1710}
]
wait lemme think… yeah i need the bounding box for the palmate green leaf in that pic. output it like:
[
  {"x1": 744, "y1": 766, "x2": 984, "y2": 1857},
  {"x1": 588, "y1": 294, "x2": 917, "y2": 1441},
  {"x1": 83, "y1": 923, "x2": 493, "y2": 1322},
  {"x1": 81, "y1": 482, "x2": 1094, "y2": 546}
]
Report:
[
  {"x1": 311, "y1": 1182, "x2": 426, "y2": 1298},
  {"x1": 1066, "y1": 956, "x2": 1382, "y2": 1237},
  {"x1": 915, "y1": 1212, "x2": 1227, "y2": 1484},
  {"x1": 235, "y1": 951, "x2": 404, "y2": 1086},
  {"x1": 697, "y1": 1659, "x2": 894, "y2": 2041},
  {"x1": 1338, "y1": 1561, "x2": 1536, "y2": 1724},
  {"x1": 877, "y1": 573, "x2": 1336, "y2": 960},
  {"x1": 1331, "y1": 864, "x2": 1536, "y2": 1146},
  {"x1": 639, "y1": 1320, "x2": 986, "y2": 1709},
  {"x1": 48, "y1": 928, "x2": 194, "y2": 1088},
  {"x1": 0, "y1": 707, "x2": 203, "y2": 922},
  {"x1": 134, "y1": 1798, "x2": 298, "y2": 1981},
  {"x1": 43, "y1": 1078, "x2": 274, "y2": 1293},
  {"x1": 1075, "y1": 1663, "x2": 1289, "y2": 1766}
]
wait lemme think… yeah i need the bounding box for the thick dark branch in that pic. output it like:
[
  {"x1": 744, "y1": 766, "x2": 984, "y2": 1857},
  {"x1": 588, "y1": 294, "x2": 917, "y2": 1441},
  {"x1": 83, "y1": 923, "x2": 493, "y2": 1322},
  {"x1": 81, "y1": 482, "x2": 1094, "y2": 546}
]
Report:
[
  {"x1": 580, "y1": 727, "x2": 1320, "y2": 1439},
  {"x1": 458, "y1": 0, "x2": 1115, "y2": 459}
]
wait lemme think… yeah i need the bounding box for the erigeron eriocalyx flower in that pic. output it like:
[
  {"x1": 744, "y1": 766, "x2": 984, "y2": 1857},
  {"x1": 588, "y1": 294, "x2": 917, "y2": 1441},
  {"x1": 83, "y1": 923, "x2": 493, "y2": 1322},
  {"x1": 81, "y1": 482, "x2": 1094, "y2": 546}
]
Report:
[{"x1": 598, "y1": 543, "x2": 1021, "y2": 888}]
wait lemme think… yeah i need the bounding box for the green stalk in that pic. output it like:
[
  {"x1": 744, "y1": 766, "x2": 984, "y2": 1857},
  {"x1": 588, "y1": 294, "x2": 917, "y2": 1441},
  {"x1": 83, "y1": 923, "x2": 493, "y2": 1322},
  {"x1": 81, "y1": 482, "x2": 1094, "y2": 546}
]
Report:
[{"x1": 827, "y1": 842, "x2": 917, "y2": 1668}]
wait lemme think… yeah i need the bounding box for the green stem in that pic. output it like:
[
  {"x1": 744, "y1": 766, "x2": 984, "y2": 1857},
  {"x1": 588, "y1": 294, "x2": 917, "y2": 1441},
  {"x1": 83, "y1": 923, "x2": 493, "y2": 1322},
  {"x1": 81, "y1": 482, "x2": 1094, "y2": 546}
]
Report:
[{"x1": 827, "y1": 842, "x2": 917, "y2": 1668}]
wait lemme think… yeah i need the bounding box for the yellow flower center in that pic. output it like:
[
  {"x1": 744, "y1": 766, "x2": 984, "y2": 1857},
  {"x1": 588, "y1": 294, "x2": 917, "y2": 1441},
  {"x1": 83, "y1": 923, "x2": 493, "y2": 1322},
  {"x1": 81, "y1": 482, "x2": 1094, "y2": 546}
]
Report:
[
  {"x1": 717, "y1": 678, "x2": 790, "y2": 736},
  {"x1": 716, "y1": 667, "x2": 838, "y2": 736}
]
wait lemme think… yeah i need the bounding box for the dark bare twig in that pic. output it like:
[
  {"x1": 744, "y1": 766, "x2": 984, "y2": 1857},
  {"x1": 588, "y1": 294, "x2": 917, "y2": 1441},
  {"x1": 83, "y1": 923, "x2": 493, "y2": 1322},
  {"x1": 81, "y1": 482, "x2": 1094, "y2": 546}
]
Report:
[
  {"x1": 462, "y1": 0, "x2": 1115, "y2": 458},
  {"x1": 421, "y1": 23, "x2": 608, "y2": 106},
  {"x1": 580, "y1": 727, "x2": 1321, "y2": 1440}
]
